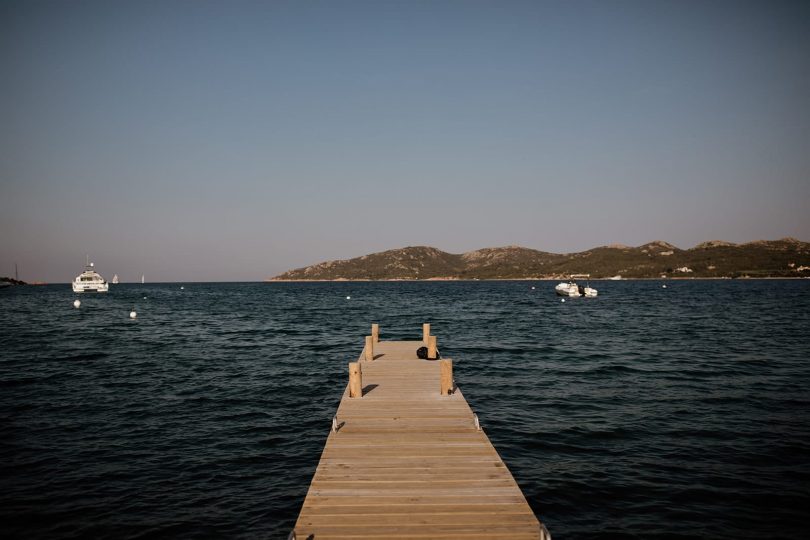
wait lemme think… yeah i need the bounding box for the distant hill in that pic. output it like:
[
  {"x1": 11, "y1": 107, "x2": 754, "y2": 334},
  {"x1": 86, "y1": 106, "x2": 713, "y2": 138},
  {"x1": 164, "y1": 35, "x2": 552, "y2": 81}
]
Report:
[{"x1": 268, "y1": 238, "x2": 810, "y2": 280}]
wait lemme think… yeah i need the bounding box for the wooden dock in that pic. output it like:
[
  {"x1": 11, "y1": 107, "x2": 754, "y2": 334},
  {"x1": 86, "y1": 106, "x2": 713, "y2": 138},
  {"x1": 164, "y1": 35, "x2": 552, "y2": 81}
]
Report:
[{"x1": 291, "y1": 324, "x2": 550, "y2": 539}]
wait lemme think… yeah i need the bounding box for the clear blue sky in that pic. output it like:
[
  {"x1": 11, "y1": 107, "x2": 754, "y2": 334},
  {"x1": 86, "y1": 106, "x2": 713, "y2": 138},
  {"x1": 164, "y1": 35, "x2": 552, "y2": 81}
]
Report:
[{"x1": 1, "y1": 0, "x2": 808, "y2": 282}]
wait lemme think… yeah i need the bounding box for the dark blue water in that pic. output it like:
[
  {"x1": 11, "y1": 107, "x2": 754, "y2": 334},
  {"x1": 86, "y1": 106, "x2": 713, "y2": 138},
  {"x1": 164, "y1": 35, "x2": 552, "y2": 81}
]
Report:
[{"x1": 2, "y1": 281, "x2": 809, "y2": 539}]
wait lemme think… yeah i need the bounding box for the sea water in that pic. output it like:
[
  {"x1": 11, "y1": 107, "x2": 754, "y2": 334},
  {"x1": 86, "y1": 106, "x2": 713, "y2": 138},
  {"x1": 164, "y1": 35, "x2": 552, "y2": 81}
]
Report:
[{"x1": 1, "y1": 281, "x2": 809, "y2": 539}]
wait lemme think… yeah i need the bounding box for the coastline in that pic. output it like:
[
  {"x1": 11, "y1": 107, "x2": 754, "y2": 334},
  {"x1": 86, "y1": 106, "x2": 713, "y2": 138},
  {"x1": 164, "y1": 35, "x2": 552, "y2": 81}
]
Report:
[{"x1": 264, "y1": 276, "x2": 810, "y2": 282}]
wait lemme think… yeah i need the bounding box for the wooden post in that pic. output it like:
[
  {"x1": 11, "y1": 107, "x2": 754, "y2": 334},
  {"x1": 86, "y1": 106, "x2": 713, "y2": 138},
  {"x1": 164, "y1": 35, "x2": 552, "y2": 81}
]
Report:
[
  {"x1": 371, "y1": 323, "x2": 379, "y2": 343},
  {"x1": 364, "y1": 335, "x2": 374, "y2": 361},
  {"x1": 428, "y1": 335, "x2": 437, "y2": 359},
  {"x1": 440, "y1": 359, "x2": 453, "y2": 396},
  {"x1": 422, "y1": 323, "x2": 430, "y2": 344},
  {"x1": 349, "y1": 362, "x2": 362, "y2": 398}
]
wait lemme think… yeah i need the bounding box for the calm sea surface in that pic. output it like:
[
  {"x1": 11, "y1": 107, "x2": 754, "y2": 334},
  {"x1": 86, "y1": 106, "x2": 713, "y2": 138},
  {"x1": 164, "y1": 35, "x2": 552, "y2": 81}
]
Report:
[{"x1": 1, "y1": 281, "x2": 809, "y2": 539}]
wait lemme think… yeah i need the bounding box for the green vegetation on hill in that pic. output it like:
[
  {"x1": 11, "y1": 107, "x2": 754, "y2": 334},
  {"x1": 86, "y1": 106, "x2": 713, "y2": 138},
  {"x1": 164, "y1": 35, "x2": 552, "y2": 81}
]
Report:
[{"x1": 269, "y1": 238, "x2": 810, "y2": 280}]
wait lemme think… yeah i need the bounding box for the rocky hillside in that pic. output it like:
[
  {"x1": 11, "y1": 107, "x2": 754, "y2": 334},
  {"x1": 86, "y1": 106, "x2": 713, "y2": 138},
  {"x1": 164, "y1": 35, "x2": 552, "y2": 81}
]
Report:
[{"x1": 269, "y1": 238, "x2": 810, "y2": 280}]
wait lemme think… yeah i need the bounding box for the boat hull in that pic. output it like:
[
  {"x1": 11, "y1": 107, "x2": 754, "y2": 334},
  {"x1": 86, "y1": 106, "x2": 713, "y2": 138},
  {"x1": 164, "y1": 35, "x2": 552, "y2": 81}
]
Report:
[
  {"x1": 72, "y1": 283, "x2": 109, "y2": 293},
  {"x1": 555, "y1": 283, "x2": 580, "y2": 297}
]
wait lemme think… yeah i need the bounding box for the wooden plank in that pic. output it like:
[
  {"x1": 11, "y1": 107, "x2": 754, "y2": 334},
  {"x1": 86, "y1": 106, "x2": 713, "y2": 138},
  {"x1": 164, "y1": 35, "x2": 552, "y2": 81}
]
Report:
[
  {"x1": 292, "y1": 525, "x2": 543, "y2": 539},
  {"x1": 299, "y1": 513, "x2": 541, "y2": 526},
  {"x1": 301, "y1": 495, "x2": 529, "y2": 506},
  {"x1": 292, "y1": 338, "x2": 546, "y2": 539},
  {"x1": 302, "y1": 502, "x2": 534, "y2": 515}
]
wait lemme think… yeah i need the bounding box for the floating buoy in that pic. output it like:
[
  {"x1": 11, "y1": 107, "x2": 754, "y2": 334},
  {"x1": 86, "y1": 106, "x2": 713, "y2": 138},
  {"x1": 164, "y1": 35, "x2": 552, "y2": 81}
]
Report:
[
  {"x1": 143, "y1": 296, "x2": 147, "y2": 300},
  {"x1": 531, "y1": 286, "x2": 535, "y2": 290},
  {"x1": 346, "y1": 296, "x2": 351, "y2": 300},
  {"x1": 180, "y1": 286, "x2": 184, "y2": 290},
  {"x1": 662, "y1": 285, "x2": 667, "y2": 289},
  {"x1": 561, "y1": 298, "x2": 566, "y2": 303},
  {"x1": 73, "y1": 299, "x2": 81, "y2": 308},
  {"x1": 129, "y1": 310, "x2": 137, "y2": 319}
]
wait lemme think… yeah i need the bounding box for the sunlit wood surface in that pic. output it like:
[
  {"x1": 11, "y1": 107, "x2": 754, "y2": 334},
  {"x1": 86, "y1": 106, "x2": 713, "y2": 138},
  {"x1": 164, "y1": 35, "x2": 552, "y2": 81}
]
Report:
[{"x1": 292, "y1": 339, "x2": 548, "y2": 539}]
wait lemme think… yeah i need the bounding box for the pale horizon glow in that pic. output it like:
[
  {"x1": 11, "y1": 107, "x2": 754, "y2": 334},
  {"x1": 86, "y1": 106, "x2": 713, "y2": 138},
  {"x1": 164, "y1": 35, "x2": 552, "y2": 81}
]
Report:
[{"x1": 1, "y1": 0, "x2": 808, "y2": 282}]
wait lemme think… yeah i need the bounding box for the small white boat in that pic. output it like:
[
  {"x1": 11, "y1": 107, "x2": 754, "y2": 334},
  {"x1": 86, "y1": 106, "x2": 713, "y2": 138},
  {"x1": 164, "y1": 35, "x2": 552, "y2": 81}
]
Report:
[
  {"x1": 72, "y1": 257, "x2": 109, "y2": 293},
  {"x1": 555, "y1": 281, "x2": 580, "y2": 296},
  {"x1": 141, "y1": 274, "x2": 145, "y2": 284},
  {"x1": 554, "y1": 274, "x2": 597, "y2": 297},
  {"x1": 111, "y1": 274, "x2": 119, "y2": 284}
]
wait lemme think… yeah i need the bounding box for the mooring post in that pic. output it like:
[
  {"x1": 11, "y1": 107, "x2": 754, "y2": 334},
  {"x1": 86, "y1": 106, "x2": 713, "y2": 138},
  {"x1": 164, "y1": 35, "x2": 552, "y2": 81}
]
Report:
[
  {"x1": 371, "y1": 323, "x2": 379, "y2": 343},
  {"x1": 428, "y1": 335, "x2": 438, "y2": 359},
  {"x1": 349, "y1": 362, "x2": 362, "y2": 398},
  {"x1": 364, "y1": 336, "x2": 374, "y2": 361},
  {"x1": 422, "y1": 323, "x2": 430, "y2": 344},
  {"x1": 440, "y1": 359, "x2": 453, "y2": 395}
]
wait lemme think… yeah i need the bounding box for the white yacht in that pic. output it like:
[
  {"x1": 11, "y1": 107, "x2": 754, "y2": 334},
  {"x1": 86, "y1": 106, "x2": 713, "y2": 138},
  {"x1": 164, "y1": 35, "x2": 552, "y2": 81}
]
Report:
[
  {"x1": 72, "y1": 258, "x2": 109, "y2": 293},
  {"x1": 555, "y1": 274, "x2": 598, "y2": 297}
]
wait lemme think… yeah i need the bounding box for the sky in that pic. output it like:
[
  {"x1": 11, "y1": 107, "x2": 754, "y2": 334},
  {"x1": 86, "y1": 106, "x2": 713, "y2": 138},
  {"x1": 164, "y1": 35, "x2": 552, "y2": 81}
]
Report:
[{"x1": 1, "y1": 0, "x2": 808, "y2": 282}]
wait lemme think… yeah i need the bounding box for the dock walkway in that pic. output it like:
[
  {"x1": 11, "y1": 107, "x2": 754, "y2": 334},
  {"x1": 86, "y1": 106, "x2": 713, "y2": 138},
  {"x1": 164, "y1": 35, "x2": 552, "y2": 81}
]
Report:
[{"x1": 292, "y1": 326, "x2": 549, "y2": 539}]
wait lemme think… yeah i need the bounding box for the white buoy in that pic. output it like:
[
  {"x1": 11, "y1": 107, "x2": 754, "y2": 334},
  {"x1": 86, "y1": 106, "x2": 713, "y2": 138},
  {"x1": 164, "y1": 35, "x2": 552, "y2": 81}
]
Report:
[
  {"x1": 346, "y1": 296, "x2": 351, "y2": 300},
  {"x1": 561, "y1": 298, "x2": 565, "y2": 303},
  {"x1": 129, "y1": 310, "x2": 137, "y2": 319},
  {"x1": 531, "y1": 286, "x2": 535, "y2": 290},
  {"x1": 180, "y1": 286, "x2": 184, "y2": 290},
  {"x1": 662, "y1": 284, "x2": 667, "y2": 289},
  {"x1": 143, "y1": 296, "x2": 147, "y2": 299},
  {"x1": 73, "y1": 299, "x2": 81, "y2": 308}
]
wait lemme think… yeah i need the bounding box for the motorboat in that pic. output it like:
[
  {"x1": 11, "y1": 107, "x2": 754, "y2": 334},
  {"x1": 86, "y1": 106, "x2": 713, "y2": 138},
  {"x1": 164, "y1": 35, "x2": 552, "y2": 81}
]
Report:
[
  {"x1": 555, "y1": 281, "x2": 580, "y2": 296},
  {"x1": 555, "y1": 274, "x2": 597, "y2": 297},
  {"x1": 72, "y1": 257, "x2": 109, "y2": 293},
  {"x1": 555, "y1": 281, "x2": 598, "y2": 297}
]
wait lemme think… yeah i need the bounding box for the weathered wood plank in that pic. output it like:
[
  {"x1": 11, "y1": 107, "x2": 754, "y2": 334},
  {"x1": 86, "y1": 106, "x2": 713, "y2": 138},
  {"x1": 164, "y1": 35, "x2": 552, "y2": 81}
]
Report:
[
  {"x1": 302, "y1": 502, "x2": 533, "y2": 515},
  {"x1": 302, "y1": 495, "x2": 529, "y2": 506}
]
